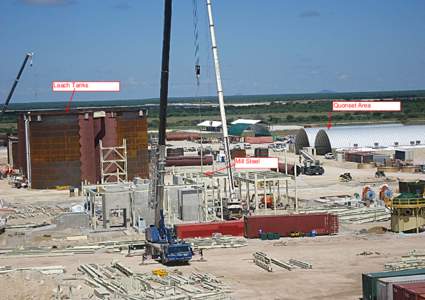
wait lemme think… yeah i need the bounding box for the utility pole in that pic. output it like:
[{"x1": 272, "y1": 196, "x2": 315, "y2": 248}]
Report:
[{"x1": 155, "y1": 0, "x2": 172, "y2": 227}]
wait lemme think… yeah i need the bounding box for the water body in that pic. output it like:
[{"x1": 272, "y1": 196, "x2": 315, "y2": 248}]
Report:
[{"x1": 304, "y1": 123, "x2": 425, "y2": 149}]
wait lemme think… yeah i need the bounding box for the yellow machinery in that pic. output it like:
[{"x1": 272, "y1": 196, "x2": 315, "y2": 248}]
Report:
[
  {"x1": 152, "y1": 268, "x2": 168, "y2": 277},
  {"x1": 390, "y1": 193, "x2": 425, "y2": 233}
]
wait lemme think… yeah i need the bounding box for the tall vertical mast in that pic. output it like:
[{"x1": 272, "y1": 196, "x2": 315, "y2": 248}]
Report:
[
  {"x1": 155, "y1": 0, "x2": 173, "y2": 226},
  {"x1": 206, "y1": 0, "x2": 235, "y2": 196},
  {"x1": 2, "y1": 52, "x2": 33, "y2": 114}
]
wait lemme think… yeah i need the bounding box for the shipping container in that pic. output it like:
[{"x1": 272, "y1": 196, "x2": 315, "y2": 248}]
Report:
[
  {"x1": 231, "y1": 149, "x2": 246, "y2": 159},
  {"x1": 377, "y1": 275, "x2": 425, "y2": 300},
  {"x1": 418, "y1": 294, "x2": 425, "y2": 300},
  {"x1": 362, "y1": 269, "x2": 425, "y2": 300},
  {"x1": 244, "y1": 213, "x2": 338, "y2": 238},
  {"x1": 244, "y1": 136, "x2": 273, "y2": 144},
  {"x1": 393, "y1": 282, "x2": 425, "y2": 300},
  {"x1": 275, "y1": 163, "x2": 301, "y2": 176},
  {"x1": 167, "y1": 148, "x2": 184, "y2": 157},
  {"x1": 166, "y1": 131, "x2": 200, "y2": 141},
  {"x1": 254, "y1": 148, "x2": 269, "y2": 157},
  {"x1": 166, "y1": 155, "x2": 213, "y2": 167},
  {"x1": 345, "y1": 152, "x2": 373, "y2": 163},
  {"x1": 174, "y1": 220, "x2": 244, "y2": 239}
]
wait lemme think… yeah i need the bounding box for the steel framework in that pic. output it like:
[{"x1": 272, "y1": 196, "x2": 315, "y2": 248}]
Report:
[{"x1": 99, "y1": 139, "x2": 128, "y2": 184}]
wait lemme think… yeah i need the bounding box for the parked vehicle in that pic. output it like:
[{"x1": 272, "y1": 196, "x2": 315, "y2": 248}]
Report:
[{"x1": 324, "y1": 153, "x2": 335, "y2": 159}]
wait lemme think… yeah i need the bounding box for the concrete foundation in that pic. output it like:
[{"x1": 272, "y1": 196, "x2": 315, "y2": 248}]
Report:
[{"x1": 54, "y1": 212, "x2": 90, "y2": 230}]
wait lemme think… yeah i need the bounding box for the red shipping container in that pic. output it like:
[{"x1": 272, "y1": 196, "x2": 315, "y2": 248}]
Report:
[
  {"x1": 167, "y1": 131, "x2": 201, "y2": 141},
  {"x1": 276, "y1": 163, "x2": 301, "y2": 176},
  {"x1": 244, "y1": 213, "x2": 338, "y2": 238},
  {"x1": 393, "y1": 283, "x2": 425, "y2": 300},
  {"x1": 174, "y1": 220, "x2": 244, "y2": 239},
  {"x1": 418, "y1": 295, "x2": 425, "y2": 300},
  {"x1": 166, "y1": 155, "x2": 213, "y2": 167},
  {"x1": 244, "y1": 136, "x2": 273, "y2": 144}
]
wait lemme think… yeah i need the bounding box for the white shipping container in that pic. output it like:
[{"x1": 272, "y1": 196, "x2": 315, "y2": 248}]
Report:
[{"x1": 377, "y1": 274, "x2": 425, "y2": 300}]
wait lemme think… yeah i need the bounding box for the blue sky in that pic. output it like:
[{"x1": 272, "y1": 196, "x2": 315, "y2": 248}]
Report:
[{"x1": 1, "y1": 0, "x2": 425, "y2": 103}]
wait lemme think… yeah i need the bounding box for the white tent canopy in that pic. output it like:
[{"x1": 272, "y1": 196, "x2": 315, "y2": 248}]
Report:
[{"x1": 197, "y1": 120, "x2": 222, "y2": 127}]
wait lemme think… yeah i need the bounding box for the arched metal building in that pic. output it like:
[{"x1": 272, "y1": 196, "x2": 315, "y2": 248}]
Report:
[{"x1": 295, "y1": 124, "x2": 425, "y2": 155}]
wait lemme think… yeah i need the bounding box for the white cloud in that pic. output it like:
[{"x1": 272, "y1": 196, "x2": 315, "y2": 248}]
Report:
[{"x1": 337, "y1": 73, "x2": 349, "y2": 80}]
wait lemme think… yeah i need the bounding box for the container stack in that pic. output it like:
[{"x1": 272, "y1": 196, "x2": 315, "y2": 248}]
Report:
[
  {"x1": 393, "y1": 282, "x2": 425, "y2": 300},
  {"x1": 362, "y1": 269, "x2": 425, "y2": 300}
]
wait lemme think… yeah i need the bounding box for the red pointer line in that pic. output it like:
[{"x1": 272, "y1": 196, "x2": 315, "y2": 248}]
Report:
[
  {"x1": 327, "y1": 112, "x2": 332, "y2": 129},
  {"x1": 65, "y1": 88, "x2": 76, "y2": 113}
]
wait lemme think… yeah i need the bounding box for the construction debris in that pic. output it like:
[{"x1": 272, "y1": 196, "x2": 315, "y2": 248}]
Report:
[
  {"x1": 185, "y1": 235, "x2": 247, "y2": 250},
  {"x1": 299, "y1": 206, "x2": 390, "y2": 224},
  {"x1": 0, "y1": 265, "x2": 65, "y2": 275},
  {"x1": 252, "y1": 252, "x2": 309, "y2": 272},
  {"x1": 357, "y1": 250, "x2": 381, "y2": 256},
  {"x1": 288, "y1": 259, "x2": 313, "y2": 269},
  {"x1": 7, "y1": 205, "x2": 64, "y2": 220},
  {"x1": 253, "y1": 252, "x2": 273, "y2": 272},
  {"x1": 77, "y1": 262, "x2": 231, "y2": 299},
  {"x1": 0, "y1": 239, "x2": 146, "y2": 258},
  {"x1": 384, "y1": 250, "x2": 425, "y2": 271}
]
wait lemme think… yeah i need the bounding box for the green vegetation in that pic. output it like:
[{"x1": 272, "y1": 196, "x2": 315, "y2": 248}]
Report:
[
  {"x1": 145, "y1": 98, "x2": 425, "y2": 128},
  {"x1": 1, "y1": 91, "x2": 425, "y2": 131}
]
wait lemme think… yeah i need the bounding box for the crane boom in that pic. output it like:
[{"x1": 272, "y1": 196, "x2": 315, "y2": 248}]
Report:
[
  {"x1": 2, "y1": 52, "x2": 33, "y2": 114},
  {"x1": 206, "y1": 0, "x2": 235, "y2": 196},
  {"x1": 154, "y1": 0, "x2": 173, "y2": 227}
]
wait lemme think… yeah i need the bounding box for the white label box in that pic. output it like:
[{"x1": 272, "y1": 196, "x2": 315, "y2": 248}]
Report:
[
  {"x1": 332, "y1": 101, "x2": 401, "y2": 112},
  {"x1": 52, "y1": 81, "x2": 120, "y2": 92},
  {"x1": 234, "y1": 157, "x2": 278, "y2": 169}
]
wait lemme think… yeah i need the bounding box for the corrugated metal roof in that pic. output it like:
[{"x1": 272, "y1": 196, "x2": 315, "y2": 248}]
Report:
[
  {"x1": 231, "y1": 119, "x2": 261, "y2": 125},
  {"x1": 305, "y1": 124, "x2": 425, "y2": 149}
]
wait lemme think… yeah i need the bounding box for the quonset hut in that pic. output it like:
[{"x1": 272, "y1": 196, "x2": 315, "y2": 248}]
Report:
[
  {"x1": 295, "y1": 124, "x2": 425, "y2": 156},
  {"x1": 13, "y1": 106, "x2": 149, "y2": 189}
]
